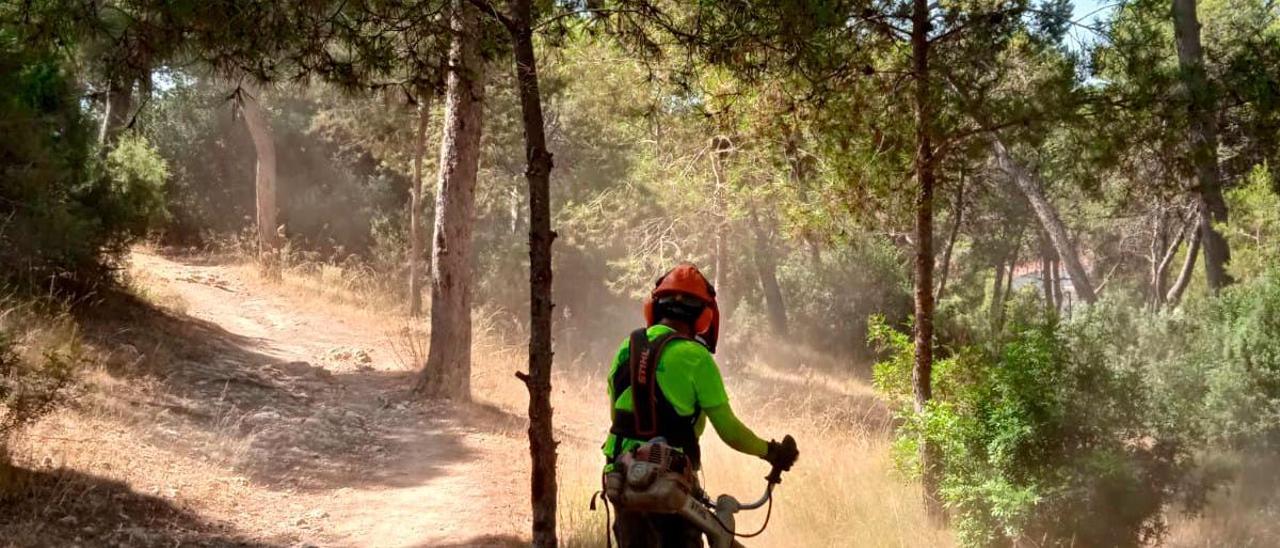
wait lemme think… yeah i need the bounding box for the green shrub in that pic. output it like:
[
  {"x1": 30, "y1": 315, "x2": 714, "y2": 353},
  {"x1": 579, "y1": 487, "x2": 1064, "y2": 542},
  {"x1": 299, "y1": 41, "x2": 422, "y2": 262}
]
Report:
[
  {"x1": 872, "y1": 313, "x2": 1202, "y2": 547},
  {"x1": 0, "y1": 46, "x2": 96, "y2": 286},
  {"x1": 102, "y1": 133, "x2": 170, "y2": 238},
  {"x1": 0, "y1": 42, "x2": 167, "y2": 291},
  {"x1": 1141, "y1": 271, "x2": 1280, "y2": 451},
  {"x1": 1223, "y1": 165, "x2": 1280, "y2": 280}
]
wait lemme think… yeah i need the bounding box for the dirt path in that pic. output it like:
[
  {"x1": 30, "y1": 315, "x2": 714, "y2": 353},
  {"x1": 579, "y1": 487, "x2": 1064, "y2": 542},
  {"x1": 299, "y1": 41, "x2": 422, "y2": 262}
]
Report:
[{"x1": 123, "y1": 252, "x2": 531, "y2": 547}]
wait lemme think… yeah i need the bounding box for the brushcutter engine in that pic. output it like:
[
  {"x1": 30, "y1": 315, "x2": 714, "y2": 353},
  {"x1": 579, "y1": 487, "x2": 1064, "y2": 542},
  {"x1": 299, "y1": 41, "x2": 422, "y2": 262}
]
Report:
[
  {"x1": 604, "y1": 438, "x2": 696, "y2": 513},
  {"x1": 603, "y1": 439, "x2": 783, "y2": 548}
]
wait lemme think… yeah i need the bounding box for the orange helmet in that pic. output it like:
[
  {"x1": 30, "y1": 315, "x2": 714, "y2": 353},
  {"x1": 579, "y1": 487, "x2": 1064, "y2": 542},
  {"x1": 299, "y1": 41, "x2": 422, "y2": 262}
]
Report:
[{"x1": 643, "y1": 263, "x2": 720, "y2": 353}]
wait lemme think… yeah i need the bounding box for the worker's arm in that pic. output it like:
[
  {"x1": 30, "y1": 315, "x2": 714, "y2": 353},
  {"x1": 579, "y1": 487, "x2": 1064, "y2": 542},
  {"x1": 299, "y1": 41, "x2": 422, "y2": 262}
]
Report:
[{"x1": 705, "y1": 403, "x2": 769, "y2": 457}]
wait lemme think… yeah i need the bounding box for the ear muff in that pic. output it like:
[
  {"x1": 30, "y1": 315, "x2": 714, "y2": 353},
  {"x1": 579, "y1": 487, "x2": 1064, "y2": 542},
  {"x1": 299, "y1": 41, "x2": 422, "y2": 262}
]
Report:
[
  {"x1": 701, "y1": 305, "x2": 720, "y2": 354},
  {"x1": 694, "y1": 306, "x2": 713, "y2": 334},
  {"x1": 695, "y1": 277, "x2": 718, "y2": 352}
]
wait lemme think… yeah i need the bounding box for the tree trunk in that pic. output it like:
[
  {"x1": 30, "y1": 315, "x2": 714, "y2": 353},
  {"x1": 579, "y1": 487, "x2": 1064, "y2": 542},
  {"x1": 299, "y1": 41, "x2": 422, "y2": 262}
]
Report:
[
  {"x1": 409, "y1": 96, "x2": 432, "y2": 317},
  {"x1": 991, "y1": 259, "x2": 1007, "y2": 327},
  {"x1": 504, "y1": 0, "x2": 558, "y2": 544},
  {"x1": 239, "y1": 82, "x2": 281, "y2": 277},
  {"x1": 415, "y1": 0, "x2": 485, "y2": 400},
  {"x1": 935, "y1": 175, "x2": 965, "y2": 303},
  {"x1": 1042, "y1": 246, "x2": 1056, "y2": 314},
  {"x1": 910, "y1": 0, "x2": 944, "y2": 520},
  {"x1": 1004, "y1": 249, "x2": 1016, "y2": 304},
  {"x1": 1167, "y1": 222, "x2": 1202, "y2": 305},
  {"x1": 750, "y1": 208, "x2": 788, "y2": 335},
  {"x1": 1172, "y1": 0, "x2": 1233, "y2": 291},
  {"x1": 1051, "y1": 258, "x2": 1062, "y2": 310},
  {"x1": 991, "y1": 138, "x2": 1096, "y2": 304},
  {"x1": 98, "y1": 78, "x2": 135, "y2": 155},
  {"x1": 710, "y1": 136, "x2": 731, "y2": 309},
  {"x1": 1153, "y1": 216, "x2": 1191, "y2": 308},
  {"x1": 783, "y1": 117, "x2": 813, "y2": 188},
  {"x1": 993, "y1": 248, "x2": 1013, "y2": 330}
]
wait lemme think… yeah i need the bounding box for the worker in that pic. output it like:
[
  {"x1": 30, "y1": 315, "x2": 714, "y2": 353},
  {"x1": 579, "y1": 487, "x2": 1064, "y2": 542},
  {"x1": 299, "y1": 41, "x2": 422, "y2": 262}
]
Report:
[{"x1": 603, "y1": 263, "x2": 799, "y2": 547}]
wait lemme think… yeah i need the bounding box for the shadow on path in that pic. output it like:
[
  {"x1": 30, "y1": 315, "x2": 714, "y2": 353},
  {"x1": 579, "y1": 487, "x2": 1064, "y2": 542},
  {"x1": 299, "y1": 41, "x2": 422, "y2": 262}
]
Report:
[
  {"x1": 0, "y1": 466, "x2": 284, "y2": 547},
  {"x1": 72, "y1": 288, "x2": 490, "y2": 493}
]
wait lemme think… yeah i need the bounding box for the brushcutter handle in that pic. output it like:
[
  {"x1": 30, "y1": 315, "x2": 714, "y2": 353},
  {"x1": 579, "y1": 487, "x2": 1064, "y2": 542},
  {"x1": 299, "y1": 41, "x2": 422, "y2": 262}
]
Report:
[
  {"x1": 738, "y1": 480, "x2": 776, "y2": 511},
  {"x1": 765, "y1": 464, "x2": 784, "y2": 485}
]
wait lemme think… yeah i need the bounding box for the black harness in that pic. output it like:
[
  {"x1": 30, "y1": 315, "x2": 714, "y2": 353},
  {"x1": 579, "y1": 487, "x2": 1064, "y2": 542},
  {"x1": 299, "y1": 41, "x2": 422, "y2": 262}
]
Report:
[{"x1": 609, "y1": 327, "x2": 703, "y2": 468}]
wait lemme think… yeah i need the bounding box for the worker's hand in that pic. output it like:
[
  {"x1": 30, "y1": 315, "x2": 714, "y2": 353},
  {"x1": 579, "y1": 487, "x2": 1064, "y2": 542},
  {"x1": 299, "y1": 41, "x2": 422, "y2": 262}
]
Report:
[{"x1": 763, "y1": 435, "x2": 799, "y2": 472}]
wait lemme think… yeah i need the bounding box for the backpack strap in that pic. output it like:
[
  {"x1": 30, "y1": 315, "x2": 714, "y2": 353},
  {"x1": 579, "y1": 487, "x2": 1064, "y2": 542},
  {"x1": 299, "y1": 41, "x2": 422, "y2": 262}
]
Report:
[{"x1": 628, "y1": 327, "x2": 693, "y2": 438}]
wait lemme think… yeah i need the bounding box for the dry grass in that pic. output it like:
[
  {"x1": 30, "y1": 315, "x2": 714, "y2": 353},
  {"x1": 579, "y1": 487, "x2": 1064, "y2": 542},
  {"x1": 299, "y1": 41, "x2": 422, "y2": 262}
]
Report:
[
  {"x1": 555, "y1": 430, "x2": 952, "y2": 548},
  {"x1": 448, "y1": 304, "x2": 904, "y2": 547},
  {"x1": 1166, "y1": 454, "x2": 1280, "y2": 547},
  {"x1": 124, "y1": 259, "x2": 190, "y2": 315},
  {"x1": 551, "y1": 350, "x2": 951, "y2": 548},
  {"x1": 0, "y1": 294, "x2": 83, "y2": 465},
  {"x1": 271, "y1": 262, "x2": 401, "y2": 314},
  {"x1": 231, "y1": 262, "x2": 404, "y2": 327}
]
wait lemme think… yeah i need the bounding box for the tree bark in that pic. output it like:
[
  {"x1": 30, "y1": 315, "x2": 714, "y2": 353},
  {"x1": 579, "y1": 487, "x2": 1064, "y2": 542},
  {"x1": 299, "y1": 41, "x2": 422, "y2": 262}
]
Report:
[
  {"x1": 991, "y1": 259, "x2": 1007, "y2": 328},
  {"x1": 1050, "y1": 258, "x2": 1062, "y2": 310},
  {"x1": 1042, "y1": 245, "x2": 1056, "y2": 314},
  {"x1": 416, "y1": 0, "x2": 485, "y2": 400},
  {"x1": 98, "y1": 78, "x2": 135, "y2": 156},
  {"x1": 239, "y1": 82, "x2": 281, "y2": 277},
  {"x1": 993, "y1": 238, "x2": 1020, "y2": 331},
  {"x1": 1167, "y1": 222, "x2": 1202, "y2": 305},
  {"x1": 992, "y1": 138, "x2": 1096, "y2": 304},
  {"x1": 935, "y1": 175, "x2": 965, "y2": 303},
  {"x1": 710, "y1": 136, "x2": 731, "y2": 308},
  {"x1": 1172, "y1": 0, "x2": 1233, "y2": 291},
  {"x1": 750, "y1": 208, "x2": 788, "y2": 335},
  {"x1": 910, "y1": 0, "x2": 944, "y2": 520},
  {"x1": 1153, "y1": 215, "x2": 1191, "y2": 307},
  {"x1": 505, "y1": 0, "x2": 558, "y2": 544},
  {"x1": 409, "y1": 96, "x2": 432, "y2": 317},
  {"x1": 1004, "y1": 249, "x2": 1016, "y2": 304}
]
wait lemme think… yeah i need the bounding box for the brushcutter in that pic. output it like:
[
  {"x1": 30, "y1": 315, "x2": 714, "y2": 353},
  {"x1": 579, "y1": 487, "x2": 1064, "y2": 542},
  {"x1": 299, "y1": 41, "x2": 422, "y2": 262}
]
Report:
[{"x1": 600, "y1": 439, "x2": 783, "y2": 548}]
